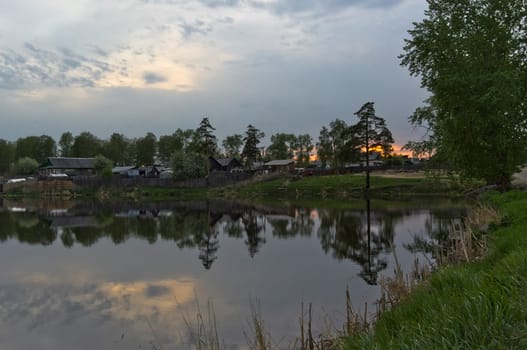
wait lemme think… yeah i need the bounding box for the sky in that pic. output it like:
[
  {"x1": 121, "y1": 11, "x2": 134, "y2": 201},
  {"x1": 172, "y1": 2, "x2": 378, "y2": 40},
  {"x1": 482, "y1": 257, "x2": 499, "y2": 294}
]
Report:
[{"x1": 0, "y1": 0, "x2": 430, "y2": 151}]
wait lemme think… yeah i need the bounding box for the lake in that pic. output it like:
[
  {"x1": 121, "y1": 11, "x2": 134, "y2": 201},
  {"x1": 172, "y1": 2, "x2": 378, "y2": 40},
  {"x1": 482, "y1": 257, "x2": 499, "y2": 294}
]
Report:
[{"x1": 0, "y1": 198, "x2": 465, "y2": 349}]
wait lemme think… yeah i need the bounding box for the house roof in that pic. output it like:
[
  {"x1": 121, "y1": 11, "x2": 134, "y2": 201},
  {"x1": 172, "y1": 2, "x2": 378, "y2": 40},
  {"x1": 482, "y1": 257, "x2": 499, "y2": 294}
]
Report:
[
  {"x1": 209, "y1": 157, "x2": 242, "y2": 168},
  {"x1": 265, "y1": 159, "x2": 295, "y2": 166},
  {"x1": 112, "y1": 166, "x2": 136, "y2": 174},
  {"x1": 43, "y1": 157, "x2": 95, "y2": 169}
]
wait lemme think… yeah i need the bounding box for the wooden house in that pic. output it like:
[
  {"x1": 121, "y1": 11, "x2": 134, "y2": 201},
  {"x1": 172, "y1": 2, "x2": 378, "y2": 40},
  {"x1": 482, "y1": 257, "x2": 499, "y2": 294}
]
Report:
[
  {"x1": 264, "y1": 159, "x2": 295, "y2": 173},
  {"x1": 40, "y1": 157, "x2": 96, "y2": 177}
]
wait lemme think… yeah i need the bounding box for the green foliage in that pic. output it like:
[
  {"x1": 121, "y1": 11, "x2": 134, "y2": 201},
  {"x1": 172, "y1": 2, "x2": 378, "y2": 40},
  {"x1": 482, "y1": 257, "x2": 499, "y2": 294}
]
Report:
[
  {"x1": 241, "y1": 124, "x2": 265, "y2": 166},
  {"x1": 135, "y1": 132, "x2": 157, "y2": 165},
  {"x1": 400, "y1": 0, "x2": 527, "y2": 187},
  {"x1": 222, "y1": 134, "x2": 243, "y2": 158},
  {"x1": 267, "y1": 133, "x2": 297, "y2": 160},
  {"x1": 102, "y1": 133, "x2": 130, "y2": 166},
  {"x1": 158, "y1": 135, "x2": 175, "y2": 164},
  {"x1": 15, "y1": 135, "x2": 56, "y2": 164},
  {"x1": 317, "y1": 119, "x2": 361, "y2": 168},
  {"x1": 195, "y1": 117, "x2": 218, "y2": 156},
  {"x1": 94, "y1": 155, "x2": 113, "y2": 178},
  {"x1": 58, "y1": 132, "x2": 74, "y2": 157},
  {"x1": 0, "y1": 139, "x2": 15, "y2": 175},
  {"x1": 14, "y1": 157, "x2": 39, "y2": 175},
  {"x1": 72, "y1": 132, "x2": 102, "y2": 158},
  {"x1": 171, "y1": 150, "x2": 208, "y2": 180},
  {"x1": 295, "y1": 134, "x2": 314, "y2": 166},
  {"x1": 353, "y1": 102, "x2": 394, "y2": 157}
]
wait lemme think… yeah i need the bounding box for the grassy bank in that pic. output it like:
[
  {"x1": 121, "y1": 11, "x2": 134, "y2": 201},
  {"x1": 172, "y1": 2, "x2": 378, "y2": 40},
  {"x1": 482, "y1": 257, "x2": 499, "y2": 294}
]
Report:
[
  {"x1": 1, "y1": 173, "x2": 479, "y2": 201},
  {"x1": 345, "y1": 191, "x2": 527, "y2": 349},
  {"x1": 124, "y1": 173, "x2": 472, "y2": 201}
]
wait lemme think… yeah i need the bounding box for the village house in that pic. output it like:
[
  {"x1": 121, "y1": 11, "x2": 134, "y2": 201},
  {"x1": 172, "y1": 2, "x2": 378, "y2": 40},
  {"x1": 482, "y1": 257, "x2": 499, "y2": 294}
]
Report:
[
  {"x1": 264, "y1": 159, "x2": 295, "y2": 173},
  {"x1": 39, "y1": 157, "x2": 96, "y2": 177}
]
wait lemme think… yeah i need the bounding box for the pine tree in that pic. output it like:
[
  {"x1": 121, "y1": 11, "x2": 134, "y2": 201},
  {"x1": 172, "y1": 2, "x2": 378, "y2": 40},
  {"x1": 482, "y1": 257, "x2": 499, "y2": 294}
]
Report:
[{"x1": 241, "y1": 124, "x2": 265, "y2": 167}]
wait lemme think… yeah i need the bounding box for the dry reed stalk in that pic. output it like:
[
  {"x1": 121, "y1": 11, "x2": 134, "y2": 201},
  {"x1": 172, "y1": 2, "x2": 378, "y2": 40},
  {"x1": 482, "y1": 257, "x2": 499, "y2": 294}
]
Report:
[{"x1": 442, "y1": 205, "x2": 499, "y2": 265}]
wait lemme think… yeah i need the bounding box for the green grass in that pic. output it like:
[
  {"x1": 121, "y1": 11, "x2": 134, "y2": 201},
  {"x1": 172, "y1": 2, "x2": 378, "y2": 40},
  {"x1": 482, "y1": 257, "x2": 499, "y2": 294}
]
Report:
[
  {"x1": 345, "y1": 191, "x2": 527, "y2": 349},
  {"x1": 234, "y1": 174, "x2": 466, "y2": 200}
]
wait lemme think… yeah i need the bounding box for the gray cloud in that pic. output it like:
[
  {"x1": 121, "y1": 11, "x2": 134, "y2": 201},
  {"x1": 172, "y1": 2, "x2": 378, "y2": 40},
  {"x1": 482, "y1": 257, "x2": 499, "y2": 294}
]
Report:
[
  {"x1": 179, "y1": 19, "x2": 213, "y2": 40},
  {"x1": 0, "y1": 43, "x2": 119, "y2": 90},
  {"x1": 143, "y1": 72, "x2": 167, "y2": 84},
  {"x1": 140, "y1": 0, "x2": 404, "y2": 16}
]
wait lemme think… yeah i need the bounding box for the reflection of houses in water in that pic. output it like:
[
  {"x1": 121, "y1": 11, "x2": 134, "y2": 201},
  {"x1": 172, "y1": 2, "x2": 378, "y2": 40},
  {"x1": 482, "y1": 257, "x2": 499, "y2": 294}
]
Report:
[{"x1": 48, "y1": 216, "x2": 99, "y2": 229}]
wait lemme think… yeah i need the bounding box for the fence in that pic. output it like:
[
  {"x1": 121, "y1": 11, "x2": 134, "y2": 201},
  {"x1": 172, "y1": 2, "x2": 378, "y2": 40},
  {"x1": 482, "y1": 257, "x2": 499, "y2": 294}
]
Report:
[{"x1": 72, "y1": 171, "x2": 253, "y2": 189}]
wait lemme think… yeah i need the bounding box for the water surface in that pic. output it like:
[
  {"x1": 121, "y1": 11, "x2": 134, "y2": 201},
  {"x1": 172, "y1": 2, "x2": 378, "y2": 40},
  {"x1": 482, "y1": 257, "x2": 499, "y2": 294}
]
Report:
[{"x1": 0, "y1": 198, "x2": 464, "y2": 349}]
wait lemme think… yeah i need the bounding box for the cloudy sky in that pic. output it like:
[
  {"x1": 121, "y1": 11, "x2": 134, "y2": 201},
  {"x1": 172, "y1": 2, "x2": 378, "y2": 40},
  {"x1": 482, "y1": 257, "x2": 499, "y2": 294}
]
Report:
[{"x1": 0, "y1": 0, "x2": 429, "y2": 150}]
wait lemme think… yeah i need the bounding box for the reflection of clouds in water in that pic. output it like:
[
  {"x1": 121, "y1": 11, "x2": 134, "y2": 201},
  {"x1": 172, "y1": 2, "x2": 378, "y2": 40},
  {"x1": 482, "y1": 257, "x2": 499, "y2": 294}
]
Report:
[{"x1": 0, "y1": 278, "x2": 199, "y2": 349}]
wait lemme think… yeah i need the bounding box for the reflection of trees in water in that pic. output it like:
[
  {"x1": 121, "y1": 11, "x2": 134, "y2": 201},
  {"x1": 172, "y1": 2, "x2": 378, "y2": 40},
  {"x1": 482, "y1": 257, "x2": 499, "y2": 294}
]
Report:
[
  {"x1": 316, "y1": 201, "x2": 402, "y2": 285},
  {"x1": 404, "y1": 209, "x2": 465, "y2": 262},
  {"x1": 242, "y1": 210, "x2": 266, "y2": 258},
  {"x1": 0, "y1": 202, "x2": 462, "y2": 275},
  {"x1": 266, "y1": 208, "x2": 314, "y2": 239}
]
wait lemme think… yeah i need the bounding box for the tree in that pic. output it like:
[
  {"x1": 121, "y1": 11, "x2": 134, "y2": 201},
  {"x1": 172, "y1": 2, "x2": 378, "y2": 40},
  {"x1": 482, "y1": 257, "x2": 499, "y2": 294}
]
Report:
[
  {"x1": 354, "y1": 102, "x2": 394, "y2": 189},
  {"x1": 195, "y1": 117, "x2": 217, "y2": 156},
  {"x1": 135, "y1": 132, "x2": 157, "y2": 165},
  {"x1": 15, "y1": 135, "x2": 56, "y2": 164},
  {"x1": 72, "y1": 132, "x2": 102, "y2": 158},
  {"x1": 267, "y1": 133, "x2": 297, "y2": 160},
  {"x1": 222, "y1": 134, "x2": 243, "y2": 158},
  {"x1": 58, "y1": 132, "x2": 74, "y2": 157},
  {"x1": 317, "y1": 119, "x2": 359, "y2": 169},
  {"x1": 171, "y1": 150, "x2": 208, "y2": 180},
  {"x1": 158, "y1": 135, "x2": 175, "y2": 165},
  {"x1": 102, "y1": 133, "x2": 130, "y2": 166},
  {"x1": 295, "y1": 134, "x2": 314, "y2": 166},
  {"x1": 316, "y1": 126, "x2": 333, "y2": 166},
  {"x1": 400, "y1": 0, "x2": 527, "y2": 187},
  {"x1": 0, "y1": 139, "x2": 15, "y2": 175},
  {"x1": 241, "y1": 124, "x2": 265, "y2": 167}
]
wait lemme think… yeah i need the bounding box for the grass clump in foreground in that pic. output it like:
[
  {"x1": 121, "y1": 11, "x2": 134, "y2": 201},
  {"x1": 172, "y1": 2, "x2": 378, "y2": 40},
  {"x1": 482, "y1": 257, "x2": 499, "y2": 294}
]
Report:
[{"x1": 345, "y1": 191, "x2": 527, "y2": 349}]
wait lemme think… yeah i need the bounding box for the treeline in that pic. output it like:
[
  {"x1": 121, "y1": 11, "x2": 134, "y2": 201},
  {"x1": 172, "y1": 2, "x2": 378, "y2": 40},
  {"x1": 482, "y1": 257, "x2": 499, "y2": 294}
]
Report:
[{"x1": 0, "y1": 102, "x2": 395, "y2": 177}]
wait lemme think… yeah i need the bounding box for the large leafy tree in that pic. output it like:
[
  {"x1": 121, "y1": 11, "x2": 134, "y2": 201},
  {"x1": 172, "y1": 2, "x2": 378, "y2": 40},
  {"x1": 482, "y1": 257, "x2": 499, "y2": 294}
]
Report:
[
  {"x1": 401, "y1": 0, "x2": 527, "y2": 187},
  {"x1": 72, "y1": 132, "x2": 102, "y2": 158},
  {"x1": 317, "y1": 119, "x2": 359, "y2": 169},
  {"x1": 58, "y1": 132, "x2": 74, "y2": 157},
  {"x1": 0, "y1": 139, "x2": 15, "y2": 175},
  {"x1": 158, "y1": 128, "x2": 196, "y2": 164},
  {"x1": 135, "y1": 132, "x2": 157, "y2": 165},
  {"x1": 15, "y1": 135, "x2": 56, "y2": 164},
  {"x1": 222, "y1": 134, "x2": 243, "y2": 159},
  {"x1": 241, "y1": 124, "x2": 265, "y2": 167},
  {"x1": 296, "y1": 134, "x2": 314, "y2": 166},
  {"x1": 267, "y1": 133, "x2": 297, "y2": 160},
  {"x1": 102, "y1": 133, "x2": 130, "y2": 166}
]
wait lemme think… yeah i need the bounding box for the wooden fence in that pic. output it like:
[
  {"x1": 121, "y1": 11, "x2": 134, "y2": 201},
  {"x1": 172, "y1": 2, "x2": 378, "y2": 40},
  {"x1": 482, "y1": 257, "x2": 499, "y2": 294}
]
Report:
[{"x1": 72, "y1": 171, "x2": 253, "y2": 189}]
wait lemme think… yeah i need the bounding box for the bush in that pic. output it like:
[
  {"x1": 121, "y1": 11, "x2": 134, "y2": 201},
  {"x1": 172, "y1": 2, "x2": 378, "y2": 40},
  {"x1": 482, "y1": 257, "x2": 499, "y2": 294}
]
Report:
[
  {"x1": 171, "y1": 151, "x2": 208, "y2": 180},
  {"x1": 14, "y1": 157, "x2": 39, "y2": 175},
  {"x1": 94, "y1": 155, "x2": 113, "y2": 178}
]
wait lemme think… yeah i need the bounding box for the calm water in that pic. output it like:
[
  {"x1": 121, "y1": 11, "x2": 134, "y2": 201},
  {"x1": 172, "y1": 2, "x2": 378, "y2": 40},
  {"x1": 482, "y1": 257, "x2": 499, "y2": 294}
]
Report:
[{"x1": 0, "y1": 198, "x2": 464, "y2": 350}]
